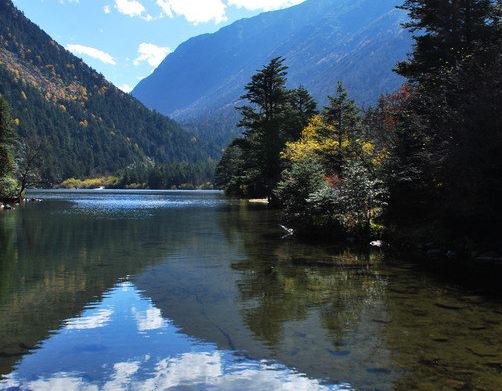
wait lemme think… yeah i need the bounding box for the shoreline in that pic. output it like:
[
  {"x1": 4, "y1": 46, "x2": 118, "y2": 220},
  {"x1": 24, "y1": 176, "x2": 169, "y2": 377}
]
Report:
[{"x1": 5, "y1": 191, "x2": 501, "y2": 294}]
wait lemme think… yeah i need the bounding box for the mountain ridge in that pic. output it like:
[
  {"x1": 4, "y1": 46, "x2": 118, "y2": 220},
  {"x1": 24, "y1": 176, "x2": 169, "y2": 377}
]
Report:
[
  {"x1": 0, "y1": 0, "x2": 212, "y2": 183},
  {"x1": 132, "y1": 0, "x2": 411, "y2": 146}
]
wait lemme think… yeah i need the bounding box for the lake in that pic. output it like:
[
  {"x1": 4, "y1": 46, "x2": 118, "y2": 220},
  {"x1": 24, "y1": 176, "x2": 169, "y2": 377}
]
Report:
[{"x1": 0, "y1": 190, "x2": 501, "y2": 390}]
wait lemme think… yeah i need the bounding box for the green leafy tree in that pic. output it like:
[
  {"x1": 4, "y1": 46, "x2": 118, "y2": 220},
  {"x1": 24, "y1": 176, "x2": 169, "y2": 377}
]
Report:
[
  {"x1": 324, "y1": 82, "x2": 359, "y2": 130},
  {"x1": 276, "y1": 158, "x2": 387, "y2": 237},
  {"x1": 275, "y1": 157, "x2": 332, "y2": 233},
  {"x1": 329, "y1": 160, "x2": 388, "y2": 234},
  {"x1": 15, "y1": 136, "x2": 42, "y2": 197}
]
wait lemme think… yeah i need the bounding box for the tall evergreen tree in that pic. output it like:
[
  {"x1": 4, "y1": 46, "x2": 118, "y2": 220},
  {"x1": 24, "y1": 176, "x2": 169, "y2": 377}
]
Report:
[
  {"x1": 322, "y1": 82, "x2": 360, "y2": 172},
  {"x1": 323, "y1": 82, "x2": 359, "y2": 131},
  {"x1": 390, "y1": 0, "x2": 502, "y2": 246},
  {"x1": 284, "y1": 86, "x2": 318, "y2": 141},
  {"x1": 397, "y1": 0, "x2": 501, "y2": 84},
  {"x1": 237, "y1": 57, "x2": 291, "y2": 198}
]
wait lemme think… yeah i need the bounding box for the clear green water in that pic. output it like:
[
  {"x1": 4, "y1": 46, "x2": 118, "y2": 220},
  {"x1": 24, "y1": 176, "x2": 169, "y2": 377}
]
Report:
[{"x1": 0, "y1": 190, "x2": 501, "y2": 390}]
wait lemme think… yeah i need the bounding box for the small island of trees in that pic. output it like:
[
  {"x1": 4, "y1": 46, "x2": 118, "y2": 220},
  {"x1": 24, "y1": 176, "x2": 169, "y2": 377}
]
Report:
[{"x1": 216, "y1": 0, "x2": 502, "y2": 254}]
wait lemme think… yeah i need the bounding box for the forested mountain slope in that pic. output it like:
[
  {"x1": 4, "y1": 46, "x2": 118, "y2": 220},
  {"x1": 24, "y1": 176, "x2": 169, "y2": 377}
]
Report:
[
  {"x1": 132, "y1": 0, "x2": 411, "y2": 147},
  {"x1": 0, "y1": 0, "x2": 210, "y2": 184}
]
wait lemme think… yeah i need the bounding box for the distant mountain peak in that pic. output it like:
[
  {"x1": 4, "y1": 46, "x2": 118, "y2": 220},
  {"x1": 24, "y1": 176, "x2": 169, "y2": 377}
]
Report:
[{"x1": 132, "y1": 0, "x2": 410, "y2": 147}]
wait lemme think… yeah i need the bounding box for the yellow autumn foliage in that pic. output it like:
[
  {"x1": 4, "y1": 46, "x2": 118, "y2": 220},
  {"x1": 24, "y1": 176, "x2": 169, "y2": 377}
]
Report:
[
  {"x1": 58, "y1": 176, "x2": 120, "y2": 189},
  {"x1": 282, "y1": 115, "x2": 350, "y2": 162},
  {"x1": 282, "y1": 115, "x2": 387, "y2": 168}
]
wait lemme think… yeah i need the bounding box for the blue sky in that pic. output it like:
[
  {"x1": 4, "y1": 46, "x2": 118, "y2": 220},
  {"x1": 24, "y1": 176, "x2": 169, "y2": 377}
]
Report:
[{"x1": 12, "y1": 0, "x2": 305, "y2": 92}]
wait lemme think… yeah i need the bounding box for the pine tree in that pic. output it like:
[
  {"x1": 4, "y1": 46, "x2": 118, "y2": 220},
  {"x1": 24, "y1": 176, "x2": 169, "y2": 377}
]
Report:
[
  {"x1": 322, "y1": 82, "x2": 360, "y2": 172},
  {"x1": 237, "y1": 57, "x2": 291, "y2": 198},
  {"x1": 389, "y1": 0, "x2": 502, "y2": 245},
  {"x1": 397, "y1": 0, "x2": 501, "y2": 84},
  {"x1": 284, "y1": 86, "x2": 318, "y2": 141}
]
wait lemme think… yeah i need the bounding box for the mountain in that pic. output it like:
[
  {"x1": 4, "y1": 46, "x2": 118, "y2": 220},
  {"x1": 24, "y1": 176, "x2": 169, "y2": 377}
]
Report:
[
  {"x1": 0, "y1": 0, "x2": 212, "y2": 184},
  {"x1": 132, "y1": 0, "x2": 411, "y2": 147}
]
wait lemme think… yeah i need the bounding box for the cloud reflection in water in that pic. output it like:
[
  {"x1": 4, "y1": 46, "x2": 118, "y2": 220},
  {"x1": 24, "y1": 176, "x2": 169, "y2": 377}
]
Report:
[{"x1": 1, "y1": 282, "x2": 350, "y2": 391}]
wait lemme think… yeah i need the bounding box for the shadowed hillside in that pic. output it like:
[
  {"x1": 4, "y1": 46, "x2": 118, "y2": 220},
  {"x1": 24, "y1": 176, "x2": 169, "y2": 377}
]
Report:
[{"x1": 0, "y1": 0, "x2": 213, "y2": 183}]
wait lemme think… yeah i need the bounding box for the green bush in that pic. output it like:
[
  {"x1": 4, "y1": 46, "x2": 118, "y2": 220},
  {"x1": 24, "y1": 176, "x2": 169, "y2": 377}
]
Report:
[
  {"x1": 275, "y1": 157, "x2": 337, "y2": 233},
  {"x1": 276, "y1": 158, "x2": 388, "y2": 237},
  {"x1": 0, "y1": 176, "x2": 19, "y2": 200}
]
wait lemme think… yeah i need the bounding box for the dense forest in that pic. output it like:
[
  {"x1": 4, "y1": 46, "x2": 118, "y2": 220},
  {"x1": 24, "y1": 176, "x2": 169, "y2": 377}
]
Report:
[
  {"x1": 0, "y1": 0, "x2": 215, "y2": 188},
  {"x1": 0, "y1": 96, "x2": 17, "y2": 199},
  {"x1": 217, "y1": 0, "x2": 502, "y2": 253}
]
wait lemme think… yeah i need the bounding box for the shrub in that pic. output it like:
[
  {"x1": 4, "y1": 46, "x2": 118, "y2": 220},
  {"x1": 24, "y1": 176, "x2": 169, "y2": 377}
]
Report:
[{"x1": 0, "y1": 175, "x2": 19, "y2": 200}]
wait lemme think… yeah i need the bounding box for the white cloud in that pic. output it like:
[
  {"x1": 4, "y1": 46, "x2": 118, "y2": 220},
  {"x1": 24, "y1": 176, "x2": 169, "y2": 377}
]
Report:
[
  {"x1": 66, "y1": 44, "x2": 116, "y2": 65},
  {"x1": 134, "y1": 42, "x2": 171, "y2": 68},
  {"x1": 156, "y1": 0, "x2": 173, "y2": 17},
  {"x1": 107, "y1": 0, "x2": 306, "y2": 24},
  {"x1": 2, "y1": 351, "x2": 350, "y2": 390},
  {"x1": 227, "y1": 0, "x2": 305, "y2": 11},
  {"x1": 65, "y1": 309, "x2": 113, "y2": 330},
  {"x1": 115, "y1": 0, "x2": 146, "y2": 17},
  {"x1": 154, "y1": 0, "x2": 305, "y2": 25},
  {"x1": 103, "y1": 362, "x2": 140, "y2": 391},
  {"x1": 133, "y1": 305, "x2": 166, "y2": 331},
  {"x1": 11, "y1": 376, "x2": 97, "y2": 391},
  {"x1": 118, "y1": 84, "x2": 133, "y2": 93},
  {"x1": 156, "y1": 0, "x2": 227, "y2": 24}
]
